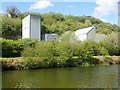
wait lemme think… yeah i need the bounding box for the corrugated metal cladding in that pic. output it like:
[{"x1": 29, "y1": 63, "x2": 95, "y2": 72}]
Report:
[{"x1": 22, "y1": 15, "x2": 41, "y2": 41}]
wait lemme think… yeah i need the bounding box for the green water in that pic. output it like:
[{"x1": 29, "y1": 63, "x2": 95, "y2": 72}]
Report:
[{"x1": 2, "y1": 65, "x2": 119, "y2": 88}]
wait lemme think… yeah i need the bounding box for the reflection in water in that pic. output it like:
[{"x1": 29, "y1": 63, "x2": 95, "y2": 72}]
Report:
[{"x1": 2, "y1": 65, "x2": 118, "y2": 88}]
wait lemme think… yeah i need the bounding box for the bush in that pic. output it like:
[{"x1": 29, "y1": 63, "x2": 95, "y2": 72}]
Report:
[
  {"x1": 2, "y1": 38, "x2": 37, "y2": 57},
  {"x1": 49, "y1": 57, "x2": 66, "y2": 68},
  {"x1": 55, "y1": 41, "x2": 73, "y2": 61},
  {"x1": 22, "y1": 40, "x2": 96, "y2": 66},
  {"x1": 98, "y1": 32, "x2": 119, "y2": 56},
  {"x1": 79, "y1": 41, "x2": 94, "y2": 64},
  {"x1": 2, "y1": 61, "x2": 14, "y2": 70},
  {"x1": 97, "y1": 47, "x2": 109, "y2": 56},
  {"x1": 23, "y1": 57, "x2": 45, "y2": 69},
  {"x1": 2, "y1": 15, "x2": 22, "y2": 39},
  {"x1": 71, "y1": 41, "x2": 94, "y2": 64},
  {"x1": 22, "y1": 41, "x2": 55, "y2": 60},
  {"x1": 66, "y1": 59, "x2": 78, "y2": 67}
]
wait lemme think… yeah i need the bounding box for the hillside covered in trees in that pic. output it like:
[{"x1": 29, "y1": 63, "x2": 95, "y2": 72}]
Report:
[{"x1": 1, "y1": 6, "x2": 120, "y2": 39}]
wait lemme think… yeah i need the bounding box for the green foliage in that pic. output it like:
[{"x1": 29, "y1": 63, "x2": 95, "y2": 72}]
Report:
[
  {"x1": 85, "y1": 20, "x2": 92, "y2": 26},
  {"x1": 55, "y1": 41, "x2": 73, "y2": 60},
  {"x1": 2, "y1": 15, "x2": 22, "y2": 39},
  {"x1": 6, "y1": 6, "x2": 20, "y2": 18},
  {"x1": 22, "y1": 40, "x2": 95, "y2": 66},
  {"x1": 96, "y1": 23, "x2": 119, "y2": 34},
  {"x1": 21, "y1": 31, "x2": 119, "y2": 67},
  {"x1": 2, "y1": 38, "x2": 37, "y2": 57},
  {"x1": 22, "y1": 41, "x2": 55, "y2": 60},
  {"x1": 17, "y1": 38, "x2": 38, "y2": 48},
  {"x1": 23, "y1": 57, "x2": 45, "y2": 69},
  {"x1": 98, "y1": 47, "x2": 109, "y2": 56},
  {"x1": 2, "y1": 10, "x2": 119, "y2": 39},
  {"x1": 71, "y1": 41, "x2": 98, "y2": 64},
  {"x1": 18, "y1": 12, "x2": 41, "y2": 19},
  {"x1": 66, "y1": 59, "x2": 78, "y2": 67},
  {"x1": 77, "y1": 41, "x2": 94, "y2": 64},
  {"x1": 98, "y1": 32, "x2": 120, "y2": 56},
  {"x1": 2, "y1": 61, "x2": 13, "y2": 70},
  {"x1": 41, "y1": 13, "x2": 119, "y2": 35},
  {"x1": 52, "y1": 12, "x2": 65, "y2": 21},
  {"x1": 59, "y1": 31, "x2": 76, "y2": 42}
]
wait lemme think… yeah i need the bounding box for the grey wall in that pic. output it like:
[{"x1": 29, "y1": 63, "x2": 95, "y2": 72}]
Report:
[
  {"x1": 30, "y1": 15, "x2": 41, "y2": 41},
  {"x1": 94, "y1": 34, "x2": 106, "y2": 42},
  {"x1": 87, "y1": 26, "x2": 96, "y2": 41},
  {"x1": 45, "y1": 34, "x2": 59, "y2": 40}
]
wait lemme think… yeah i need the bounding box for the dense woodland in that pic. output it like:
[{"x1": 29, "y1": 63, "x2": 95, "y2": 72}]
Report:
[{"x1": 1, "y1": 6, "x2": 120, "y2": 39}]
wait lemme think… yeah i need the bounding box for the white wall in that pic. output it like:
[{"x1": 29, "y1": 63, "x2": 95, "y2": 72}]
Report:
[
  {"x1": 74, "y1": 26, "x2": 106, "y2": 42},
  {"x1": 22, "y1": 15, "x2": 30, "y2": 38},
  {"x1": 75, "y1": 26, "x2": 96, "y2": 41},
  {"x1": 75, "y1": 34, "x2": 87, "y2": 41}
]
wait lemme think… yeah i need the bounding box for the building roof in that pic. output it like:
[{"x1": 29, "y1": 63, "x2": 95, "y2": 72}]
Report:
[{"x1": 75, "y1": 26, "x2": 95, "y2": 35}]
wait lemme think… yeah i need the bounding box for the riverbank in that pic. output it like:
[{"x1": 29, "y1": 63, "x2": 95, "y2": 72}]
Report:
[{"x1": 1, "y1": 56, "x2": 120, "y2": 71}]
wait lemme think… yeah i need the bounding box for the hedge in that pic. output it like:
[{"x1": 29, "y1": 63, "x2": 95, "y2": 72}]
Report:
[{"x1": 1, "y1": 38, "x2": 37, "y2": 57}]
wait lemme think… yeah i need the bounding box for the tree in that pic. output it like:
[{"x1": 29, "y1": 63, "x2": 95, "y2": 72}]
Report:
[
  {"x1": 85, "y1": 20, "x2": 92, "y2": 27},
  {"x1": 98, "y1": 32, "x2": 120, "y2": 55},
  {"x1": 2, "y1": 15, "x2": 22, "y2": 39},
  {"x1": 6, "y1": 6, "x2": 20, "y2": 18},
  {"x1": 52, "y1": 13, "x2": 65, "y2": 21}
]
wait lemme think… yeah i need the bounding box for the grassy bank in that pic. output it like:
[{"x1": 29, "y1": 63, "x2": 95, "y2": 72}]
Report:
[{"x1": 1, "y1": 56, "x2": 120, "y2": 71}]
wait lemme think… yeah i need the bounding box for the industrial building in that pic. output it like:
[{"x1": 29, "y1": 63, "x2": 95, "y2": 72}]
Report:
[
  {"x1": 22, "y1": 15, "x2": 106, "y2": 42},
  {"x1": 75, "y1": 26, "x2": 106, "y2": 42}
]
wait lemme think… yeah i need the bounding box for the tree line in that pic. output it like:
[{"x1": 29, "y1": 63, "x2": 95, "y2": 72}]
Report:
[{"x1": 1, "y1": 6, "x2": 120, "y2": 39}]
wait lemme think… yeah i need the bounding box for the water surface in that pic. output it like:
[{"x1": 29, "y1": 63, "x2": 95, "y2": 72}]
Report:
[{"x1": 2, "y1": 65, "x2": 118, "y2": 88}]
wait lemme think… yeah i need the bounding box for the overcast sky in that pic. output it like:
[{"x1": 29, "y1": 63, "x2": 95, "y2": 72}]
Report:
[{"x1": 1, "y1": 0, "x2": 119, "y2": 25}]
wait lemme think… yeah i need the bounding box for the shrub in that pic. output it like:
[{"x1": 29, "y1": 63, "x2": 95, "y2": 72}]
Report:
[
  {"x1": 66, "y1": 59, "x2": 78, "y2": 67},
  {"x1": 22, "y1": 41, "x2": 55, "y2": 61},
  {"x1": 23, "y1": 57, "x2": 45, "y2": 69},
  {"x1": 55, "y1": 41, "x2": 73, "y2": 61},
  {"x1": 48, "y1": 57, "x2": 66, "y2": 68},
  {"x1": 34, "y1": 41, "x2": 54, "y2": 60},
  {"x1": 2, "y1": 39, "x2": 15, "y2": 57},
  {"x1": 21, "y1": 47, "x2": 35, "y2": 57},
  {"x1": 71, "y1": 41, "x2": 82, "y2": 56},
  {"x1": 98, "y1": 47, "x2": 109, "y2": 56},
  {"x1": 2, "y1": 38, "x2": 37, "y2": 57},
  {"x1": 2, "y1": 15, "x2": 22, "y2": 39},
  {"x1": 98, "y1": 32, "x2": 119, "y2": 56},
  {"x1": 75, "y1": 41, "x2": 94, "y2": 64},
  {"x1": 2, "y1": 61, "x2": 14, "y2": 70},
  {"x1": 17, "y1": 38, "x2": 38, "y2": 48}
]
